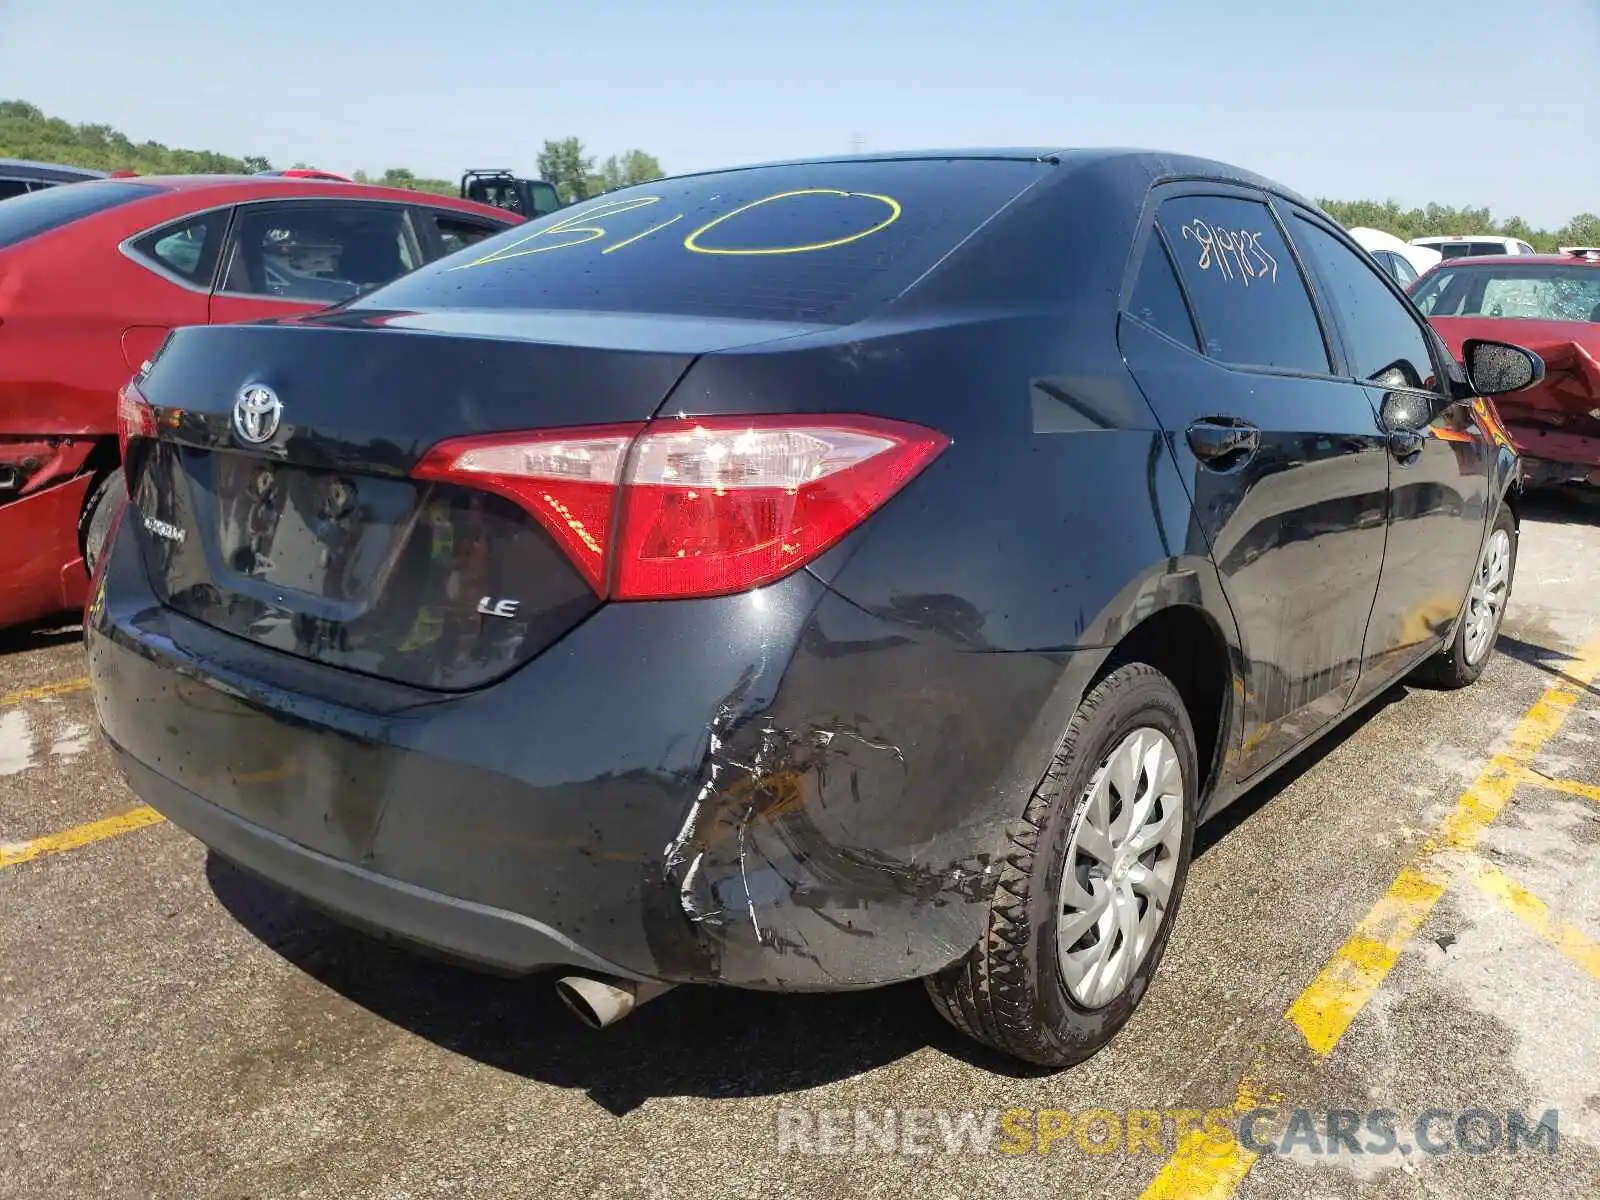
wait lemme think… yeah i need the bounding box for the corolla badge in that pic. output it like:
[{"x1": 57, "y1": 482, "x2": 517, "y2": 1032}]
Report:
[
  {"x1": 141, "y1": 514, "x2": 185, "y2": 543},
  {"x1": 233, "y1": 384, "x2": 283, "y2": 444}
]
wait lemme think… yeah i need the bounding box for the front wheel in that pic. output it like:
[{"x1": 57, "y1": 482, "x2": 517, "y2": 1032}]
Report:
[
  {"x1": 1412, "y1": 504, "x2": 1517, "y2": 690},
  {"x1": 925, "y1": 663, "x2": 1199, "y2": 1067}
]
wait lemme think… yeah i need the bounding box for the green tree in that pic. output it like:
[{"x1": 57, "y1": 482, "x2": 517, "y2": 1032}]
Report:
[
  {"x1": 1316, "y1": 197, "x2": 1580, "y2": 252},
  {"x1": 538, "y1": 137, "x2": 595, "y2": 204},
  {"x1": 376, "y1": 166, "x2": 454, "y2": 196},
  {"x1": 1559, "y1": 213, "x2": 1600, "y2": 247},
  {"x1": 592, "y1": 149, "x2": 665, "y2": 195},
  {"x1": 241, "y1": 155, "x2": 272, "y2": 174}
]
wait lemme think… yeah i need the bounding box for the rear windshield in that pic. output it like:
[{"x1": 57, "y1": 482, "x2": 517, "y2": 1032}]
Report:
[
  {"x1": 0, "y1": 180, "x2": 160, "y2": 249},
  {"x1": 1412, "y1": 264, "x2": 1600, "y2": 323},
  {"x1": 355, "y1": 158, "x2": 1048, "y2": 324},
  {"x1": 1437, "y1": 241, "x2": 1507, "y2": 259}
]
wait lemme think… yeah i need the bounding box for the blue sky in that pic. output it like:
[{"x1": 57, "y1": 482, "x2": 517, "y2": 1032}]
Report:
[{"x1": 2, "y1": 0, "x2": 1595, "y2": 227}]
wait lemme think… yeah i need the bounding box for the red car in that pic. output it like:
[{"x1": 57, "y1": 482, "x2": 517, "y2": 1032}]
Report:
[
  {"x1": 0, "y1": 175, "x2": 520, "y2": 629},
  {"x1": 1411, "y1": 248, "x2": 1600, "y2": 485}
]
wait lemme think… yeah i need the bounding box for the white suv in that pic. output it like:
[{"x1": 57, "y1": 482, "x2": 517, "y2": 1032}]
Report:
[{"x1": 1410, "y1": 235, "x2": 1538, "y2": 259}]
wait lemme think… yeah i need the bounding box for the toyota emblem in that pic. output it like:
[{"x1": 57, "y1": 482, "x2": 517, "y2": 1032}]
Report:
[{"x1": 233, "y1": 384, "x2": 283, "y2": 445}]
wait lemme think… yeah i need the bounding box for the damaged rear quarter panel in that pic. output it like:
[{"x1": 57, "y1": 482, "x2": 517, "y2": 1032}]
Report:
[
  {"x1": 661, "y1": 586, "x2": 1089, "y2": 990},
  {"x1": 654, "y1": 425, "x2": 1204, "y2": 991}
]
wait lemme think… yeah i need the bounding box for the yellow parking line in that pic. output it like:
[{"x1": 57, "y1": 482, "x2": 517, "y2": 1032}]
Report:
[
  {"x1": 1140, "y1": 1074, "x2": 1277, "y2": 1199},
  {"x1": 1518, "y1": 767, "x2": 1600, "y2": 806},
  {"x1": 0, "y1": 676, "x2": 90, "y2": 707},
  {"x1": 0, "y1": 806, "x2": 165, "y2": 870},
  {"x1": 1139, "y1": 634, "x2": 1600, "y2": 1200},
  {"x1": 1464, "y1": 855, "x2": 1600, "y2": 983},
  {"x1": 1142, "y1": 1130, "x2": 1255, "y2": 1200},
  {"x1": 1287, "y1": 641, "x2": 1600, "y2": 1056}
]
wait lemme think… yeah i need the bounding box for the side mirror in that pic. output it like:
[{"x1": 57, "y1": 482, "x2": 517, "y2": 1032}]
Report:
[{"x1": 1462, "y1": 339, "x2": 1544, "y2": 397}]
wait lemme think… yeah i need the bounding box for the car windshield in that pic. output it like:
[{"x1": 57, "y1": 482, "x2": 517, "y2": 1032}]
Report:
[
  {"x1": 0, "y1": 180, "x2": 160, "y2": 249},
  {"x1": 1411, "y1": 264, "x2": 1600, "y2": 323},
  {"x1": 355, "y1": 157, "x2": 1050, "y2": 324}
]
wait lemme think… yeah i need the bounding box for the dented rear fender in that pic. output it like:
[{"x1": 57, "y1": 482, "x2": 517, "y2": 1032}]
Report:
[{"x1": 659, "y1": 583, "x2": 1109, "y2": 989}]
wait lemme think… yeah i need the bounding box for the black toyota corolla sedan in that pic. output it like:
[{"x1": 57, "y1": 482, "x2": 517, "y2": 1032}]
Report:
[{"x1": 88, "y1": 149, "x2": 1541, "y2": 1067}]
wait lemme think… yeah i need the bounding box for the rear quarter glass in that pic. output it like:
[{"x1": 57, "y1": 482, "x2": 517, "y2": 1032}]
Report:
[
  {"x1": 351, "y1": 158, "x2": 1051, "y2": 325},
  {"x1": 0, "y1": 180, "x2": 162, "y2": 249}
]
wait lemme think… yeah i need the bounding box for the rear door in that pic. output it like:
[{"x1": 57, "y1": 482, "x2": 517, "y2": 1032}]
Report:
[
  {"x1": 1286, "y1": 211, "x2": 1492, "y2": 691},
  {"x1": 209, "y1": 200, "x2": 424, "y2": 324},
  {"x1": 1119, "y1": 184, "x2": 1389, "y2": 777},
  {"x1": 119, "y1": 207, "x2": 227, "y2": 367}
]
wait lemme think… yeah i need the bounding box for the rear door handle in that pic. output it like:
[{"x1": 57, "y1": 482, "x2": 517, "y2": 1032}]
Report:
[{"x1": 1186, "y1": 417, "x2": 1261, "y2": 469}]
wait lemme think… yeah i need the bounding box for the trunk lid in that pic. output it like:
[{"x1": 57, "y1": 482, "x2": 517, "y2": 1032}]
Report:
[{"x1": 127, "y1": 312, "x2": 807, "y2": 689}]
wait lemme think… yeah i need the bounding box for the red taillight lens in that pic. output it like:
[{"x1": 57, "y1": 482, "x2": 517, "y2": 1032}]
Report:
[
  {"x1": 614, "y1": 417, "x2": 948, "y2": 598},
  {"x1": 413, "y1": 415, "x2": 948, "y2": 600},
  {"x1": 413, "y1": 424, "x2": 641, "y2": 593},
  {"x1": 116, "y1": 382, "x2": 156, "y2": 461}
]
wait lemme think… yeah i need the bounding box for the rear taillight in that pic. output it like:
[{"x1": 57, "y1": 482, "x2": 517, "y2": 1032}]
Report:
[
  {"x1": 413, "y1": 415, "x2": 948, "y2": 600},
  {"x1": 116, "y1": 381, "x2": 156, "y2": 462}
]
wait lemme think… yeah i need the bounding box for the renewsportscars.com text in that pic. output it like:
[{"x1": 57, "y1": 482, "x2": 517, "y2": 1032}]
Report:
[{"x1": 773, "y1": 1106, "x2": 1561, "y2": 1158}]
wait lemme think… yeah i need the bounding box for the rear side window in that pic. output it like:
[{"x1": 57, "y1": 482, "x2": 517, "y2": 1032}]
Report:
[
  {"x1": 130, "y1": 212, "x2": 224, "y2": 285},
  {"x1": 1126, "y1": 235, "x2": 1199, "y2": 350},
  {"x1": 357, "y1": 158, "x2": 1049, "y2": 324},
  {"x1": 1292, "y1": 217, "x2": 1438, "y2": 391},
  {"x1": 0, "y1": 180, "x2": 160, "y2": 249},
  {"x1": 1157, "y1": 195, "x2": 1330, "y2": 373},
  {"x1": 220, "y1": 203, "x2": 419, "y2": 303},
  {"x1": 431, "y1": 212, "x2": 503, "y2": 257}
]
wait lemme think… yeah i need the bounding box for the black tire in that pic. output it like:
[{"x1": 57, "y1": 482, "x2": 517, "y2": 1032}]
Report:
[
  {"x1": 80, "y1": 467, "x2": 126, "y2": 577},
  {"x1": 1411, "y1": 504, "x2": 1517, "y2": 690},
  {"x1": 925, "y1": 662, "x2": 1199, "y2": 1067}
]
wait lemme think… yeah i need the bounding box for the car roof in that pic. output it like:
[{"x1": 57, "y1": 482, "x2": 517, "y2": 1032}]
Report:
[
  {"x1": 653, "y1": 147, "x2": 1324, "y2": 212},
  {"x1": 1428, "y1": 253, "x2": 1600, "y2": 268},
  {"x1": 0, "y1": 157, "x2": 108, "y2": 182},
  {"x1": 106, "y1": 173, "x2": 380, "y2": 191},
  {"x1": 1411, "y1": 235, "x2": 1522, "y2": 245},
  {"x1": 56, "y1": 174, "x2": 517, "y2": 220}
]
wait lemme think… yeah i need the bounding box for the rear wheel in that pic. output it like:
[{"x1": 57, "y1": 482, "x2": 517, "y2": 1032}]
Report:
[
  {"x1": 1412, "y1": 505, "x2": 1516, "y2": 690},
  {"x1": 925, "y1": 663, "x2": 1198, "y2": 1067},
  {"x1": 80, "y1": 467, "x2": 125, "y2": 577}
]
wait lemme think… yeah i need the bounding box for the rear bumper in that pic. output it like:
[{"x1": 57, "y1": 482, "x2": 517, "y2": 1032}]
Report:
[
  {"x1": 115, "y1": 749, "x2": 646, "y2": 979},
  {"x1": 88, "y1": 509, "x2": 1085, "y2": 990}
]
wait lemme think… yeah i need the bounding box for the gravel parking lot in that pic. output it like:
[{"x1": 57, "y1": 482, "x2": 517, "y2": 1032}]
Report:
[{"x1": 4, "y1": 494, "x2": 1600, "y2": 1200}]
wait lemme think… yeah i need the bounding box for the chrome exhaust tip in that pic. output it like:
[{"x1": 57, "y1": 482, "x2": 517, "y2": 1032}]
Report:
[{"x1": 555, "y1": 975, "x2": 675, "y2": 1030}]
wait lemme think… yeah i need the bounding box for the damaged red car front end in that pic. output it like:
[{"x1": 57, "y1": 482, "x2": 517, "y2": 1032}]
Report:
[
  {"x1": 0, "y1": 435, "x2": 100, "y2": 626},
  {"x1": 1413, "y1": 251, "x2": 1600, "y2": 486}
]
